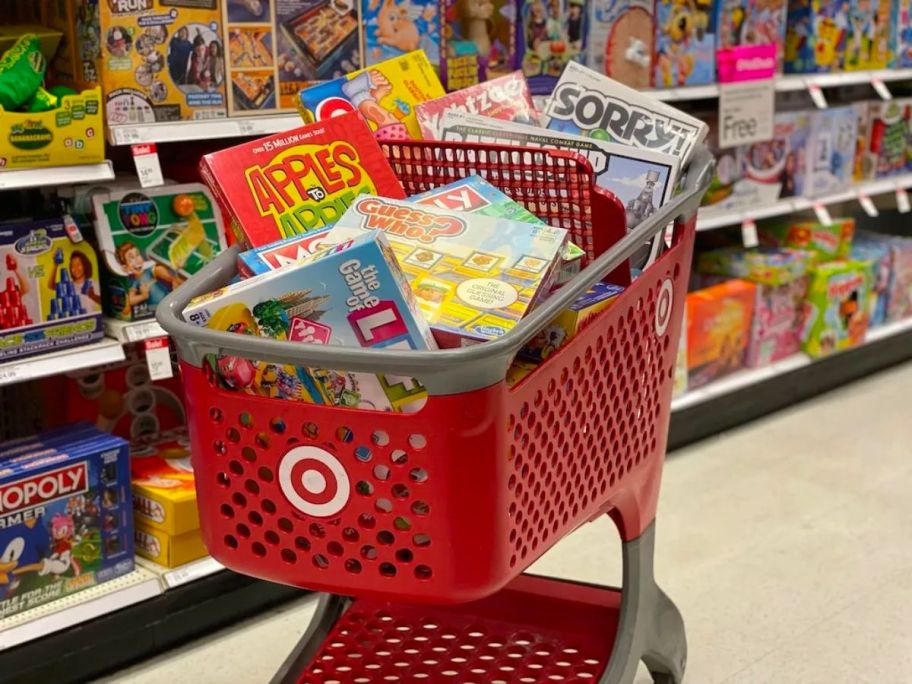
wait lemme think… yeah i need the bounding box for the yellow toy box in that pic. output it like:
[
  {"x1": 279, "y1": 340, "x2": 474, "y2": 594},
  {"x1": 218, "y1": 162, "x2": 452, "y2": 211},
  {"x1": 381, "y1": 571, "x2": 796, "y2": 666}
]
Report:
[
  {"x1": 298, "y1": 50, "x2": 445, "y2": 140},
  {"x1": 135, "y1": 523, "x2": 208, "y2": 568},
  {"x1": 328, "y1": 196, "x2": 569, "y2": 346},
  {"x1": 42, "y1": 0, "x2": 101, "y2": 89},
  {"x1": 130, "y1": 430, "x2": 200, "y2": 537},
  {"x1": 0, "y1": 87, "x2": 105, "y2": 169},
  {"x1": 98, "y1": 0, "x2": 227, "y2": 125}
]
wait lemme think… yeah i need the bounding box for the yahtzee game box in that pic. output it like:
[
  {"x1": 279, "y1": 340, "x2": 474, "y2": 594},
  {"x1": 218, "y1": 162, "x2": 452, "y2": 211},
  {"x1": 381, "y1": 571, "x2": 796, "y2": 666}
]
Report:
[{"x1": 199, "y1": 111, "x2": 406, "y2": 247}]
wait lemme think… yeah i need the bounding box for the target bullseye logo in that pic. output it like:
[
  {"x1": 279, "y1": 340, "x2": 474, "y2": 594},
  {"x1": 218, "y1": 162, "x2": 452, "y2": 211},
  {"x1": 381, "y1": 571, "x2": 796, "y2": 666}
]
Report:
[
  {"x1": 655, "y1": 279, "x2": 674, "y2": 336},
  {"x1": 278, "y1": 446, "x2": 350, "y2": 517}
]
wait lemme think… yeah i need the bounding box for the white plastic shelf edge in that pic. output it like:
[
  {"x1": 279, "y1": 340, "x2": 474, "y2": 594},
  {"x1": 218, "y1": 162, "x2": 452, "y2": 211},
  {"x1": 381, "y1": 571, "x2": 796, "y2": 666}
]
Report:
[
  {"x1": 0, "y1": 338, "x2": 126, "y2": 387},
  {"x1": 0, "y1": 161, "x2": 115, "y2": 191},
  {"x1": 108, "y1": 115, "x2": 302, "y2": 145}
]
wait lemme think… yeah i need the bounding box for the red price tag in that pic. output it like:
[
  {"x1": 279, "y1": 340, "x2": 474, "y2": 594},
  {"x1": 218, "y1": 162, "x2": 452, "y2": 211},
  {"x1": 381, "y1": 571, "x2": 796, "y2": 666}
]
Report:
[
  {"x1": 132, "y1": 143, "x2": 164, "y2": 188},
  {"x1": 144, "y1": 337, "x2": 173, "y2": 380}
]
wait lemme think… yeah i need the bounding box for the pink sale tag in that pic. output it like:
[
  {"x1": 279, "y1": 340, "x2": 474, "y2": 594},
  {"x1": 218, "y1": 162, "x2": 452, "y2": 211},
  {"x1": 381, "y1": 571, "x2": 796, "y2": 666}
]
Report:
[{"x1": 716, "y1": 44, "x2": 777, "y2": 83}]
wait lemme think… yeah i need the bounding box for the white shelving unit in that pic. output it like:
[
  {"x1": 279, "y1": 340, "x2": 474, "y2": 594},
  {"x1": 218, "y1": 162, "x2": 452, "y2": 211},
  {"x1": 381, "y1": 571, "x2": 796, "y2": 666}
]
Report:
[
  {"x1": 107, "y1": 115, "x2": 302, "y2": 146},
  {"x1": 671, "y1": 317, "x2": 912, "y2": 412},
  {"x1": 697, "y1": 173, "x2": 912, "y2": 231},
  {"x1": 0, "y1": 162, "x2": 115, "y2": 191},
  {"x1": 0, "y1": 338, "x2": 126, "y2": 387}
]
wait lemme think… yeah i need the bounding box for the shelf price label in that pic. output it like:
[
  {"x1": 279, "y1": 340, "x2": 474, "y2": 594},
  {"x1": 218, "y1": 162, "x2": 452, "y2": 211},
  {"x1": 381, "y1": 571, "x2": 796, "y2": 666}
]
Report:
[
  {"x1": 858, "y1": 193, "x2": 879, "y2": 217},
  {"x1": 131, "y1": 143, "x2": 164, "y2": 188},
  {"x1": 813, "y1": 202, "x2": 833, "y2": 225},
  {"x1": 716, "y1": 45, "x2": 776, "y2": 149},
  {"x1": 897, "y1": 187, "x2": 911, "y2": 213},
  {"x1": 807, "y1": 83, "x2": 828, "y2": 109},
  {"x1": 741, "y1": 219, "x2": 759, "y2": 248},
  {"x1": 871, "y1": 78, "x2": 892, "y2": 101},
  {"x1": 144, "y1": 337, "x2": 173, "y2": 381},
  {"x1": 0, "y1": 364, "x2": 29, "y2": 385}
]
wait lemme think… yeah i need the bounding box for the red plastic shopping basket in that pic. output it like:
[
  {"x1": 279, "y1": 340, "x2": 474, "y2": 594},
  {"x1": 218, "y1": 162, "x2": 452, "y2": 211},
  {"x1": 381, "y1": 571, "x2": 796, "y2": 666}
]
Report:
[{"x1": 158, "y1": 141, "x2": 712, "y2": 606}]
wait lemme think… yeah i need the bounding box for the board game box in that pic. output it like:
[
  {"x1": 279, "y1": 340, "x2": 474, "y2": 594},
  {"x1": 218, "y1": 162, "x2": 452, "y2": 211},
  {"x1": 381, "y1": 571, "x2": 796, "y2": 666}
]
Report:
[
  {"x1": 0, "y1": 426, "x2": 133, "y2": 619},
  {"x1": 587, "y1": 0, "x2": 655, "y2": 89},
  {"x1": 327, "y1": 196, "x2": 568, "y2": 346},
  {"x1": 517, "y1": 0, "x2": 588, "y2": 94},
  {"x1": 784, "y1": 0, "x2": 846, "y2": 73},
  {"x1": 806, "y1": 105, "x2": 859, "y2": 196},
  {"x1": 439, "y1": 0, "x2": 517, "y2": 91},
  {"x1": 0, "y1": 218, "x2": 104, "y2": 362},
  {"x1": 857, "y1": 100, "x2": 908, "y2": 180},
  {"x1": 186, "y1": 231, "x2": 436, "y2": 411},
  {"x1": 130, "y1": 429, "x2": 198, "y2": 536},
  {"x1": 93, "y1": 183, "x2": 226, "y2": 321},
  {"x1": 716, "y1": 0, "x2": 788, "y2": 71},
  {"x1": 843, "y1": 0, "x2": 891, "y2": 70},
  {"x1": 223, "y1": 0, "x2": 361, "y2": 116},
  {"x1": 760, "y1": 218, "x2": 855, "y2": 261},
  {"x1": 802, "y1": 259, "x2": 870, "y2": 357},
  {"x1": 542, "y1": 61, "x2": 708, "y2": 163},
  {"x1": 740, "y1": 109, "x2": 810, "y2": 201},
  {"x1": 297, "y1": 50, "x2": 444, "y2": 140},
  {"x1": 199, "y1": 111, "x2": 405, "y2": 248},
  {"x1": 415, "y1": 71, "x2": 538, "y2": 140},
  {"x1": 894, "y1": 0, "x2": 912, "y2": 68},
  {"x1": 98, "y1": 0, "x2": 227, "y2": 125},
  {"x1": 362, "y1": 0, "x2": 440, "y2": 67},
  {"x1": 236, "y1": 227, "x2": 335, "y2": 277},
  {"x1": 653, "y1": 0, "x2": 716, "y2": 87}
]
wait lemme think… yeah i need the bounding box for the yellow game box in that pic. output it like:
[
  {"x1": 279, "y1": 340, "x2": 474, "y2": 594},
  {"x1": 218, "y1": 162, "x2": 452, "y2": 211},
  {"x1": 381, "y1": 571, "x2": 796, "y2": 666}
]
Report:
[
  {"x1": 297, "y1": 50, "x2": 444, "y2": 140},
  {"x1": 135, "y1": 523, "x2": 208, "y2": 568},
  {"x1": 98, "y1": 0, "x2": 227, "y2": 125},
  {"x1": 0, "y1": 87, "x2": 105, "y2": 169},
  {"x1": 130, "y1": 430, "x2": 200, "y2": 537}
]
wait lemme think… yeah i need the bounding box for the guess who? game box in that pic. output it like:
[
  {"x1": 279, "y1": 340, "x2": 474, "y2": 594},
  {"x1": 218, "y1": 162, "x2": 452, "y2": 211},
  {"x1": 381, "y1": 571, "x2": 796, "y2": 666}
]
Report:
[
  {"x1": 328, "y1": 197, "x2": 568, "y2": 346},
  {"x1": 199, "y1": 112, "x2": 405, "y2": 248},
  {"x1": 0, "y1": 427, "x2": 133, "y2": 619}
]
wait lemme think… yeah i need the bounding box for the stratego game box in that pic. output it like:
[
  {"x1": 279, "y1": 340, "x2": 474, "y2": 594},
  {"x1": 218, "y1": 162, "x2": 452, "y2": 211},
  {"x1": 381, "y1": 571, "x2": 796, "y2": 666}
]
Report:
[
  {"x1": 199, "y1": 111, "x2": 405, "y2": 248},
  {"x1": 0, "y1": 425, "x2": 133, "y2": 618}
]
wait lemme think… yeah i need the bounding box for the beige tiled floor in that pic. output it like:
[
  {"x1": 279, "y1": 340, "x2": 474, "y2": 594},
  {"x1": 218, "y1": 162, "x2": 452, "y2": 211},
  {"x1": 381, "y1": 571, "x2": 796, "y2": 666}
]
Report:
[{"x1": 100, "y1": 363, "x2": 912, "y2": 683}]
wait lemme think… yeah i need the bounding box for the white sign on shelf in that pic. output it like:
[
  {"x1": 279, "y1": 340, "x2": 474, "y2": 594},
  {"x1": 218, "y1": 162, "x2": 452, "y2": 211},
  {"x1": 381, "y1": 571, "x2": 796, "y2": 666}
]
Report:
[
  {"x1": 741, "y1": 219, "x2": 759, "y2": 248},
  {"x1": 871, "y1": 78, "x2": 892, "y2": 101},
  {"x1": 897, "y1": 187, "x2": 911, "y2": 213},
  {"x1": 813, "y1": 202, "x2": 833, "y2": 225},
  {"x1": 807, "y1": 83, "x2": 828, "y2": 109},
  {"x1": 858, "y1": 193, "x2": 879, "y2": 217},
  {"x1": 0, "y1": 364, "x2": 30, "y2": 385},
  {"x1": 144, "y1": 337, "x2": 173, "y2": 381},
  {"x1": 124, "y1": 321, "x2": 166, "y2": 343},
  {"x1": 132, "y1": 143, "x2": 164, "y2": 188},
  {"x1": 717, "y1": 45, "x2": 776, "y2": 149}
]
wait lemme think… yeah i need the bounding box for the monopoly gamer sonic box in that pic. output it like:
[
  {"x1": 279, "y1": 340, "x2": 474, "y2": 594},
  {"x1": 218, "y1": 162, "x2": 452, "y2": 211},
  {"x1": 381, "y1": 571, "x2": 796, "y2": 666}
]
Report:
[
  {"x1": 0, "y1": 218, "x2": 104, "y2": 362},
  {"x1": 0, "y1": 426, "x2": 133, "y2": 619}
]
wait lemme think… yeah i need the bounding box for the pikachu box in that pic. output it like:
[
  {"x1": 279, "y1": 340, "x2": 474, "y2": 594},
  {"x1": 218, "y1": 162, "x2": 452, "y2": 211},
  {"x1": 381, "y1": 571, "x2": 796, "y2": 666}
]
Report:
[
  {"x1": 98, "y1": 0, "x2": 227, "y2": 125},
  {"x1": 130, "y1": 429, "x2": 199, "y2": 537}
]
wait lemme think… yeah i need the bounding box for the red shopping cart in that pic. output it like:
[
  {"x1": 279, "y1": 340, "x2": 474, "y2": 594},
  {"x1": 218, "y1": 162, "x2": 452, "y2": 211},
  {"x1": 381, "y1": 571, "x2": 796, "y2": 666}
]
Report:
[{"x1": 157, "y1": 140, "x2": 713, "y2": 684}]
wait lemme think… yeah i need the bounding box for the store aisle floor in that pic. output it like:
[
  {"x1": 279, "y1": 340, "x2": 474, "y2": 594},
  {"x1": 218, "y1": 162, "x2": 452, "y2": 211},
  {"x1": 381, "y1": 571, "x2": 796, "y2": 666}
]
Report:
[{"x1": 99, "y1": 363, "x2": 912, "y2": 684}]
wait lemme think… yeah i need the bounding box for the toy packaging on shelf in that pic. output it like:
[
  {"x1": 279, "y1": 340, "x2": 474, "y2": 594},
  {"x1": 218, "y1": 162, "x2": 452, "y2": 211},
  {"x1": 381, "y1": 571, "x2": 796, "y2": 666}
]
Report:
[
  {"x1": 884, "y1": 236, "x2": 912, "y2": 321},
  {"x1": 542, "y1": 61, "x2": 708, "y2": 163},
  {"x1": 760, "y1": 218, "x2": 855, "y2": 261},
  {"x1": 856, "y1": 100, "x2": 908, "y2": 180},
  {"x1": 697, "y1": 247, "x2": 812, "y2": 366},
  {"x1": 439, "y1": 0, "x2": 517, "y2": 90},
  {"x1": 784, "y1": 0, "x2": 846, "y2": 73},
  {"x1": 223, "y1": 0, "x2": 360, "y2": 115},
  {"x1": 98, "y1": 0, "x2": 227, "y2": 125},
  {"x1": 893, "y1": 0, "x2": 912, "y2": 68},
  {"x1": 328, "y1": 196, "x2": 569, "y2": 346},
  {"x1": 686, "y1": 279, "x2": 757, "y2": 389},
  {"x1": 134, "y1": 522, "x2": 207, "y2": 568},
  {"x1": 586, "y1": 0, "x2": 655, "y2": 89},
  {"x1": 185, "y1": 230, "x2": 436, "y2": 411},
  {"x1": 0, "y1": 426, "x2": 133, "y2": 619},
  {"x1": 699, "y1": 112, "x2": 744, "y2": 210},
  {"x1": 297, "y1": 50, "x2": 444, "y2": 140},
  {"x1": 653, "y1": 0, "x2": 716, "y2": 87},
  {"x1": 43, "y1": 0, "x2": 101, "y2": 89},
  {"x1": 410, "y1": 175, "x2": 585, "y2": 284},
  {"x1": 716, "y1": 0, "x2": 788, "y2": 69},
  {"x1": 519, "y1": 282, "x2": 624, "y2": 362},
  {"x1": 199, "y1": 112, "x2": 405, "y2": 248},
  {"x1": 739, "y1": 109, "x2": 810, "y2": 202},
  {"x1": 843, "y1": 0, "x2": 891, "y2": 70},
  {"x1": 517, "y1": 0, "x2": 588, "y2": 94},
  {"x1": 130, "y1": 429, "x2": 198, "y2": 536},
  {"x1": 0, "y1": 218, "x2": 103, "y2": 362},
  {"x1": 806, "y1": 105, "x2": 860, "y2": 196},
  {"x1": 850, "y1": 235, "x2": 892, "y2": 327},
  {"x1": 93, "y1": 183, "x2": 226, "y2": 322},
  {"x1": 362, "y1": 0, "x2": 439, "y2": 67},
  {"x1": 414, "y1": 71, "x2": 537, "y2": 140},
  {"x1": 0, "y1": 86, "x2": 105, "y2": 170},
  {"x1": 51, "y1": 344, "x2": 186, "y2": 442},
  {"x1": 801, "y1": 259, "x2": 870, "y2": 357}
]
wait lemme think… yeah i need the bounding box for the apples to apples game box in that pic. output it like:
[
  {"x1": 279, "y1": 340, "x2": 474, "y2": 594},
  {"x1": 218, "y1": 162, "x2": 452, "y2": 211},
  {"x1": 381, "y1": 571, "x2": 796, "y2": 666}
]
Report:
[{"x1": 199, "y1": 111, "x2": 405, "y2": 248}]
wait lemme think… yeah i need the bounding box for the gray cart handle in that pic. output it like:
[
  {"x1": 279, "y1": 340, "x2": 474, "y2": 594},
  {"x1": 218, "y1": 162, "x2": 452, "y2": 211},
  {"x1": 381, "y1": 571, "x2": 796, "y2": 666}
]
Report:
[{"x1": 157, "y1": 146, "x2": 714, "y2": 395}]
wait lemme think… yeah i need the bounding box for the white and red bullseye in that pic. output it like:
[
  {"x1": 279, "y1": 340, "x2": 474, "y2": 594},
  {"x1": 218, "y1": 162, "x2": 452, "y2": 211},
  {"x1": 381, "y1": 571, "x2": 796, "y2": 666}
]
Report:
[
  {"x1": 278, "y1": 446, "x2": 350, "y2": 517},
  {"x1": 655, "y1": 279, "x2": 673, "y2": 336},
  {"x1": 315, "y1": 97, "x2": 355, "y2": 121}
]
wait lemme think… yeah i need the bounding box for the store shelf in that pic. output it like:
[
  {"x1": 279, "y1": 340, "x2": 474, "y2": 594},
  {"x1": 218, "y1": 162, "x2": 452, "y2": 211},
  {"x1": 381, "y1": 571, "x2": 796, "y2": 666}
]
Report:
[
  {"x1": 668, "y1": 316, "x2": 912, "y2": 449},
  {"x1": 645, "y1": 68, "x2": 912, "y2": 102},
  {"x1": 697, "y1": 173, "x2": 912, "y2": 230},
  {"x1": 0, "y1": 161, "x2": 114, "y2": 191},
  {"x1": 137, "y1": 556, "x2": 225, "y2": 589},
  {"x1": 107, "y1": 114, "x2": 302, "y2": 146},
  {"x1": 103, "y1": 317, "x2": 168, "y2": 343},
  {"x1": 0, "y1": 338, "x2": 126, "y2": 387},
  {"x1": 0, "y1": 568, "x2": 161, "y2": 652}
]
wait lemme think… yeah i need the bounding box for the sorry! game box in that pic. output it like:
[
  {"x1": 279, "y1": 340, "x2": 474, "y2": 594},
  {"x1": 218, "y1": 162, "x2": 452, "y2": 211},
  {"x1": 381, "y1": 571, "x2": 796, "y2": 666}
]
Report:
[{"x1": 199, "y1": 111, "x2": 406, "y2": 248}]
